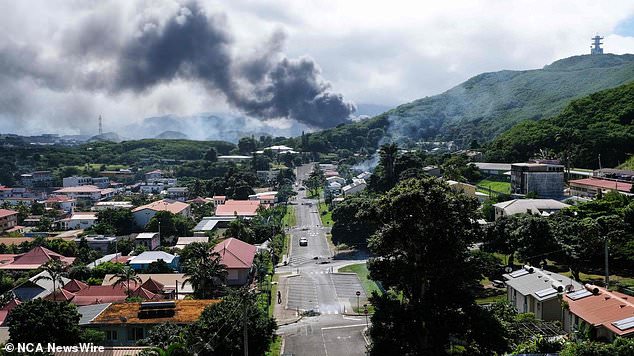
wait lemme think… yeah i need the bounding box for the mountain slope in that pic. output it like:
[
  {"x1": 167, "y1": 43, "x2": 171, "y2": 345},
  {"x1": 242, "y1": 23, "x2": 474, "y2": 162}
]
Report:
[
  {"x1": 485, "y1": 81, "x2": 634, "y2": 168},
  {"x1": 300, "y1": 54, "x2": 634, "y2": 151}
]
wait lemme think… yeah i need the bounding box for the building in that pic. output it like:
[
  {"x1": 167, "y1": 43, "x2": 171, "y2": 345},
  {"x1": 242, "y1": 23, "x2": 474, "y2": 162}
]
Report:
[
  {"x1": 213, "y1": 238, "x2": 257, "y2": 286},
  {"x1": 593, "y1": 168, "x2": 634, "y2": 183},
  {"x1": 0, "y1": 246, "x2": 75, "y2": 271},
  {"x1": 128, "y1": 251, "x2": 179, "y2": 271},
  {"x1": 0, "y1": 209, "x2": 18, "y2": 233},
  {"x1": 89, "y1": 300, "x2": 218, "y2": 346},
  {"x1": 192, "y1": 216, "x2": 236, "y2": 235},
  {"x1": 262, "y1": 145, "x2": 296, "y2": 154},
  {"x1": 423, "y1": 166, "x2": 441, "y2": 177},
  {"x1": 342, "y1": 179, "x2": 367, "y2": 196},
  {"x1": 100, "y1": 169, "x2": 134, "y2": 182},
  {"x1": 249, "y1": 191, "x2": 278, "y2": 204},
  {"x1": 20, "y1": 171, "x2": 53, "y2": 187},
  {"x1": 41, "y1": 195, "x2": 76, "y2": 213},
  {"x1": 63, "y1": 176, "x2": 110, "y2": 189},
  {"x1": 510, "y1": 163, "x2": 564, "y2": 198},
  {"x1": 326, "y1": 176, "x2": 346, "y2": 186},
  {"x1": 92, "y1": 201, "x2": 134, "y2": 211},
  {"x1": 11, "y1": 270, "x2": 71, "y2": 301},
  {"x1": 166, "y1": 187, "x2": 188, "y2": 202},
  {"x1": 75, "y1": 235, "x2": 117, "y2": 253},
  {"x1": 58, "y1": 212, "x2": 98, "y2": 230},
  {"x1": 472, "y1": 162, "x2": 512, "y2": 177},
  {"x1": 569, "y1": 178, "x2": 632, "y2": 198},
  {"x1": 131, "y1": 199, "x2": 191, "y2": 227},
  {"x1": 504, "y1": 266, "x2": 582, "y2": 321},
  {"x1": 215, "y1": 200, "x2": 261, "y2": 218},
  {"x1": 46, "y1": 279, "x2": 161, "y2": 306},
  {"x1": 144, "y1": 170, "x2": 164, "y2": 181},
  {"x1": 218, "y1": 155, "x2": 251, "y2": 163},
  {"x1": 102, "y1": 274, "x2": 193, "y2": 299},
  {"x1": 134, "y1": 233, "x2": 160, "y2": 251},
  {"x1": 256, "y1": 170, "x2": 280, "y2": 182},
  {"x1": 564, "y1": 285, "x2": 634, "y2": 340},
  {"x1": 446, "y1": 180, "x2": 477, "y2": 198},
  {"x1": 493, "y1": 199, "x2": 570, "y2": 220},
  {"x1": 175, "y1": 236, "x2": 209, "y2": 249},
  {"x1": 53, "y1": 185, "x2": 115, "y2": 201},
  {"x1": 212, "y1": 196, "x2": 226, "y2": 206}
]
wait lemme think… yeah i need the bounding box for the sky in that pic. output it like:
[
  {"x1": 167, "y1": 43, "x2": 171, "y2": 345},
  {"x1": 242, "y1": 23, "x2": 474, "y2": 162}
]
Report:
[{"x1": 2, "y1": 0, "x2": 634, "y2": 136}]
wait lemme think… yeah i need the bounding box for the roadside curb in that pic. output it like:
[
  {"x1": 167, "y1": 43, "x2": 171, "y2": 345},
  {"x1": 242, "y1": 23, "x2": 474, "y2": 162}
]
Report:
[
  {"x1": 277, "y1": 316, "x2": 303, "y2": 326},
  {"x1": 362, "y1": 327, "x2": 371, "y2": 346}
]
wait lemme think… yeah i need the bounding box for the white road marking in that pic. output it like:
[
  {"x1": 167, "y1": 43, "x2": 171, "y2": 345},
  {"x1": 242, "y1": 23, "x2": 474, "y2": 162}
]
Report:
[{"x1": 321, "y1": 323, "x2": 367, "y2": 331}]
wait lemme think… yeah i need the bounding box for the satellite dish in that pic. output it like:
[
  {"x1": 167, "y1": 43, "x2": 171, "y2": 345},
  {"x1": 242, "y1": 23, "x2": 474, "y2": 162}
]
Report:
[{"x1": 504, "y1": 266, "x2": 513, "y2": 273}]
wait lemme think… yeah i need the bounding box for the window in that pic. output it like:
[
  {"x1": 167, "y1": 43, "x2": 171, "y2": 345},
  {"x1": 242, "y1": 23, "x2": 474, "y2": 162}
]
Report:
[
  {"x1": 105, "y1": 330, "x2": 118, "y2": 341},
  {"x1": 127, "y1": 327, "x2": 144, "y2": 341}
]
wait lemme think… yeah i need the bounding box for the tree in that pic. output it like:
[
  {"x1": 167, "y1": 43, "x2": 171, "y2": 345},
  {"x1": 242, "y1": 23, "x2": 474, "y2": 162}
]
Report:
[
  {"x1": 238, "y1": 137, "x2": 257, "y2": 155},
  {"x1": 187, "y1": 289, "x2": 277, "y2": 355},
  {"x1": 7, "y1": 299, "x2": 82, "y2": 345},
  {"x1": 34, "y1": 259, "x2": 68, "y2": 301},
  {"x1": 179, "y1": 241, "x2": 214, "y2": 268},
  {"x1": 224, "y1": 218, "x2": 255, "y2": 244},
  {"x1": 331, "y1": 196, "x2": 378, "y2": 247},
  {"x1": 95, "y1": 208, "x2": 136, "y2": 235},
  {"x1": 140, "y1": 322, "x2": 186, "y2": 349},
  {"x1": 109, "y1": 266, "x2": 141, "y2": 297},
  {"x1": 368, "y1": 143, "x2": 399, "y2": 192},
  {"x1": 183, "y1": 251, "x2": 227, "y2": 299},
  {"x1": 550, "y1": 214, "x2": 602, "y2": 281},
  {"x1": 204, "y1": 147, "x2": 217, "y2": 162},
  {"x1": 146, "y1": 211, "x2": 194, "y2": 244},
  {"x1": 146, "y1": 260, "x2": 174, "y2": 273},
  {"x1": 367, "y1": 177, "x2": 506, "y2": 355}
]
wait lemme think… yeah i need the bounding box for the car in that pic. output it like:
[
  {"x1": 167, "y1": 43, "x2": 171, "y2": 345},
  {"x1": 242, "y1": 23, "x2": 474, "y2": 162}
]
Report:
[
  {"x1": 298, "y1": 186, "x2": 305, "y2": 191},
  {"x1": 299, "y1": 237, "x2": 308, "y2": 246}
]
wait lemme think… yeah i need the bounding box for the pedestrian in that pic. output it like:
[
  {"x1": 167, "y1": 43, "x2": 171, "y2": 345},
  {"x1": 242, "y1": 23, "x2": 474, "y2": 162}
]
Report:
[{"x1": 277, "y1": 290, "x2": 282, "y2": 304}]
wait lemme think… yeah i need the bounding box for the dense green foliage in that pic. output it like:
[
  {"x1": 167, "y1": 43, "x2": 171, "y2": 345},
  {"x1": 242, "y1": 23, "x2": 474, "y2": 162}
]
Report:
[
  {"x1": 7, "y1": 299, "x2": 83, "y2": 345},
  {"x1": 486, "y1": 80, "x2": 634, "y2": 168}
]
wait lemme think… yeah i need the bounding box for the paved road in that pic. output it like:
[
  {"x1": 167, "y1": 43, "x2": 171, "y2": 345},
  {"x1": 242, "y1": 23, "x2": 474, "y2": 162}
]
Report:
[{"x1": 277, "y1": 163, "x2": 369, "y2": 356}]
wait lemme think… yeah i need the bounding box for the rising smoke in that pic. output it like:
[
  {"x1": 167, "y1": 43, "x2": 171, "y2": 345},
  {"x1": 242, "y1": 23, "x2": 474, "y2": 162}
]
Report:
[{"x1": 0, "y1": 1, "x2": 355, "y2": 134}]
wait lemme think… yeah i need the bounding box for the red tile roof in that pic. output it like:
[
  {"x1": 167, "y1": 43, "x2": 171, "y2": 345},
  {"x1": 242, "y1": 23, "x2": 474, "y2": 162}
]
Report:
[
  {"x1": 130, "y1": 287, "x2": 158, "y2": 300},
  {"x1": 132, "y1": 199, "x2": 190, "y2": 214},
  {"x1": 0, "y1": 299, "x2": 21, "y2": 326},
  {"x1": 63, "y1": 279, "x2": 89, "y2": 293},
  {"x1": 213, "y1": 238, "x2": 257, "y2": 269},
  {"x1": 565, "y1": 285, "x2": 634, "y2": 336},
  {"x1": 140, "y1": 278, "x2": 164, "y2": 293},
  {"x1": 215, "y1": 200, "x2": 260, "y2": 217},
  {"x1": 51, "y1": 282, "x2": 161, "y2": 306},
  {"x1": 570, "y1": 178, "x2": 632, "y2": 192},
  {"x1": 0, "y1": 246, "x2": 75, "y2": 270},
  {"x1": 0, "y1": 209, "x2": 18, "y2": 219}
]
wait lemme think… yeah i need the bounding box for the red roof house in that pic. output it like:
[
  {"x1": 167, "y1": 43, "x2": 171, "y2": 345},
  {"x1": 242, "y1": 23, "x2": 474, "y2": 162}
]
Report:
[
  {"x1": 0, "y1": 246, "x2": 75, "y2": 270},
  {"x1": 0, "y1": 298, "x2": 21, "y2": 326},
  {"x1": 45, "y1": 279, "x2": 161, "y2": 306},
  {"x1": 213, "y1": 238, "x2": 257, "y2": 286},
  {"x1": 214, "y1": 200, "x2": 261, "y2": 218}
]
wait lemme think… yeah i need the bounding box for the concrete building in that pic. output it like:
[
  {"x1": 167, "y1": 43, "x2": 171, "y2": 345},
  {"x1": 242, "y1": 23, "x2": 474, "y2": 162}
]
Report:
[
  {"x1": 593, "y1": 168, "x2": 634, "y2": 183},
  {"x1": 75, "y1": 235, "x2": 117, "y2": 253},
  {"x1": 473, "y1": 162, "x2": 512, "y2": 177},
  {"x1": 192, "y1": 216, "x2": 235, "y2": 235},
  {"x1": 134, "y1": 233, "x2": 160, "y2": 251},
  {"x1": 504, "y1": 266, "x2": 582, "y2": 322},
  {"x1": 569, "y1": 178, "x2": 632, "y2": 198},
  {"x1": 342, "y1": 179, "x2": 367, "y2": 196},
  {"x1": 217, "y1": 155, "x2": 251, "y2": 163},
  {"x1": 511, "y1": 163, "x2": 564, "y2": 198},
  {"x1": 493, "y1": 199, "x2": 570, "y2": 220},
  {"x1": 59, "y1": 212, "x2": 98, "y2": 230},
  {"x1": 0, "y1": 209, "x2": 18, "y2": 233},
  {"x1": 446, "y1": 180, "x2": 477, "y2": 198},
  {"x1": 128, "y1": 251, "x2": 179, "y2": 271},
  {"x1": 166, "y1": 187, "x2": 188, "y2": 202},
  {"x1": 213, "y1": 238, "x2": 256, "y2": 286},
  {"x1": 215, "y1": 200, "x2": 261, "y2": 218},
  {"x1": 92, "y1": 201, "x2": 134, "y2": 211},
  {"x1": 20, "y1": 171, "x2": 53, "y2": 188},
  {"x1": 63, "y1": 176, "x2": 110, "y2": 189},
  {"x1": 41, "y1": 195, "x2": 76, "y2": 213},
  {"x1": 53, "y1": 185, "x2": 116, "y2": 201},
  {"x1": 131, "y1": 199, "x2": 191, "y2": 228}
]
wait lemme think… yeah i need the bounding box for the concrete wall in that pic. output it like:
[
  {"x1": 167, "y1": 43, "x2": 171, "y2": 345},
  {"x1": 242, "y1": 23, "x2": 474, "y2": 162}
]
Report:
[{"x1": 523, "y1": 172, "x2": 564, "y2": 198}]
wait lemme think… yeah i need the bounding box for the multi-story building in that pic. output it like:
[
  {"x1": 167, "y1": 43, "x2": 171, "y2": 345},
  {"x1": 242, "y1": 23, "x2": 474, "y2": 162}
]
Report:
[
  {"x1": 166, "y1": 187, "x2": 188, "y2": 202},
  {"x1": 569, "y1": 178, "x2": 632, "y2": 198},
  {"x1": 510, "y1": 163, "x2": 564, "y2": 198},
  {"x1": 53, "y1": 185, "x2": 116, "y2": 201},
  {"x1": 20, "y1": 171, "x2": 53, "y2": 187},
  {"x1": 63, "y1": 176, "x2": 110, "y2": 189},
  {"x1": 0, "y1": 209, "x2": 18, "y2": 233}
]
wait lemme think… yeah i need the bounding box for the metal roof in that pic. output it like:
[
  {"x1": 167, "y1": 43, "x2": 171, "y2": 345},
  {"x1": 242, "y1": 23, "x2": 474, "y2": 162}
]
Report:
[
  {"x1": 504, "y1": 267, "x2": 583, "y2": 302},
  {"x1": 77, "y1": 303, "x2": 111, "y2": 325}
]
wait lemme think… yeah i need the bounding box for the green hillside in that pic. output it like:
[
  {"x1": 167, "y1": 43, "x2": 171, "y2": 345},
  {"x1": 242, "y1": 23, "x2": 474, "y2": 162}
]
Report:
[
  {"x1": 485, "y1": 81, "x2": 634, "y2": 168},
  {"x1": 296, "y1": 54, "x2": 634, "y2": 152}
]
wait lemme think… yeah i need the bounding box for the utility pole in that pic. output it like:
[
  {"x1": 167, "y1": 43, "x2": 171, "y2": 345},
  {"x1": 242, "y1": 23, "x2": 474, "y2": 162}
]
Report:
[
  {"x1": 243, "y1": 298, "x2": 249, "y2": 356},
  {"x1": 605, "y1": 238, "x2": 609, "y2": 289}
]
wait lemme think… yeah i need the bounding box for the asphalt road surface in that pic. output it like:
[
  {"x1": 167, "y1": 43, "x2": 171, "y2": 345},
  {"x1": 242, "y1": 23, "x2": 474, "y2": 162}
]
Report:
[{"x1": 278, "y1": 164, "x2": 369, "y2": 356}]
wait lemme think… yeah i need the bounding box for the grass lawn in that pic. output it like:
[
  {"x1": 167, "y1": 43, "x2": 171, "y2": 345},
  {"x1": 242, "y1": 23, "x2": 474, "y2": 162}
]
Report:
[
  {"x1": 268, "y1": 274, "x2": 279, "y2": 318},
  {"x1": 265, "y1": 336, "x2": 282, "y2": 356},
  {"x1": 318, "y1": 202, "x2": 333, "y2": 227},
  {"x1": 476, "y1": 293, "x2": 506, "y2": 305},
  {"x1": 476, "y1": 178, "x2": 511, "y2": 194},
  {"x1": 282, "y1": 205, "x2": 296, "y2": 227},
  {"x1": 339, "y1": 263, "x2": 382, "y2": 296}
]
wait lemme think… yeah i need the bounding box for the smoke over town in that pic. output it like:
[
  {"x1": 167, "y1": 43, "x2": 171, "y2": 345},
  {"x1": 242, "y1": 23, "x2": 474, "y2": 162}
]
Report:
[{"x1": 0, "y1": 1, "x2": 355, "y2": 135}]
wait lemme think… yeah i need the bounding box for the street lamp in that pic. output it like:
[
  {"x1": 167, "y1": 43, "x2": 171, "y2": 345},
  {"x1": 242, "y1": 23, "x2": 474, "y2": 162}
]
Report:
[{"x1": 356, "y1": 290, "x2": 361, "y2": 313}]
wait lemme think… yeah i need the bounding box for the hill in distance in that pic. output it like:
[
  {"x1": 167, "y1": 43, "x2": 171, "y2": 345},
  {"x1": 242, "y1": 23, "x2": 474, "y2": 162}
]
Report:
[
  {"x1": 306, "y1": 54, "x2": 634, "y2": 151},
  {"x1": 155, "y1": 131, "x2": 189, "y2": 140}
]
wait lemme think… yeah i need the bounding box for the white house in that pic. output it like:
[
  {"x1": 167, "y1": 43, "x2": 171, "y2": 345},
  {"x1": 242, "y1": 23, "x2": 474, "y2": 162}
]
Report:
[
  {"x1": 342, "y1": 179, "x2": 367, "y2": 196},
  {"x1": 134, "y1": 232, "x2": 160, "y2": 251},
  {"x1": 59, "y1": 212, "x2": 98, "y2": 230},
  {"x1": 132, "y1": 199, "x2": 191, "y2": 227},
  {"x1": 493, "y1": 199, "x2": 570, "y2": 220},
  {"x1": 53, "y1": 186, "x2": 115, "y2": 202}
]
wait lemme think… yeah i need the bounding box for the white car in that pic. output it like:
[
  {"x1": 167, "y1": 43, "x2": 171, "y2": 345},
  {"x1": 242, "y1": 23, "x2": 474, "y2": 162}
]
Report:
[{"x1": 299, "y1": 237, "x2": 308, "y2": 246}]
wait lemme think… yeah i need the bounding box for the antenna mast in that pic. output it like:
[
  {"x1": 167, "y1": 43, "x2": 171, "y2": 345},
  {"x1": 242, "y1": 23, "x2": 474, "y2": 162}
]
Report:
[
  {"x1": 98, "y1": 115, "x2": 103, "y2": 135},
  {"x1": 591, "y1": 35, "x2": 604, "y2": 55}
]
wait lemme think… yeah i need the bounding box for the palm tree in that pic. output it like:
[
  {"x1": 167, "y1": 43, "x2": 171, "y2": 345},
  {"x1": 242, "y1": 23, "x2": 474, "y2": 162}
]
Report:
[
  {"x1": 109, "y1": 266, "x2": 141, "y2": 297},
  {"x1": 183, "y1": 251, "x2": 227, "y2": 299},
  {"x1": 252, "y1": 251, "x2": 270, "y2": 290},
  {"x1": 34, "y1": 259, "x2": 68, "y2": 301},
  {"x1": 379, "y1": 143, "x2": 398, "y2": 186}
]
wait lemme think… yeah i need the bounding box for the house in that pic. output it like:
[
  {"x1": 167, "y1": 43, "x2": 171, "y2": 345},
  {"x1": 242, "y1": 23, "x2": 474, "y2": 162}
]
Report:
[
  {"x1": 0, "y1": 298, "x2": 21, "y2": 326},
  {"x1": 41, "y1": 195, "x2": 76, "y2": 213},
  {"x1": 342, "y1": 179, "x2": 367, "y2": 196},
  {"x1": 100, "y1": 169, "x2": 135, "y2": 183},
  {"x1": 75, "y1": 235, "x2": 117, "y2": 253},
  {"x1": 326, "y1": 176, "x2": 346, "y2": 186},
  {"x1": 564, "y1": 285, "x2": 634, "y2": 340},
  {"x1": 11, "y1": 270, "x2": 71, "y2": 301},
  {"x1": 569, "y1": 178, "x2": 632, "y2": 198},
  {"x1": 0, "y1": 209, "x2": 18, "y2": 233},
  {"x1": 249, "y1": 191, "x2": 278, "y2": 204},
  {"x1": 472, "y1": 162, "x2": 512, "y2": 177},
  {"x1": 166, "y1": 187, "x2": 188, "y2": 202},
  {"x1": 89, "y1": 300, "x2": 218, "y2": 346},
  {"x1": 102, "y1": 274, "x2": 193, "y2": 299},
  {"x1": 593, "y1": 168, "x2": 634, "y2": 183},
  {"x1": 215, "y1": 200, "x2": 261, "y2": 218},
  {"x1": 217, "y1": 155, "x2": 251, "y2": 163},
  {"x1": 46, "y1": 279, "x2": 161, "y2": 306},
  {"x1": 446, "y1": 180, "x2": 477, "y2": 198},
  {"x1": 134, "y1": 232, "x2": 160, "y2": 251},
  {"x1": 192, "y1": 216, "x2": 235, "y2": 235},
  {"x1": 213, "y1": 238, "x2": 257, "y2": 286},
  {"x1": 58, "y1": 212, "x2": 98, "y2": 230},
  {"x1": 92, "y1": 201, "x2": 134, "y2": 211},
  {"x1": 128, "y1": 251, "x2": 179, "y2": 271},
  {"x1": 87, "y1": 253, "x2": 134, "y2": 269},
  {"x1": 326, "y1": 181, "x2": 342, "y2": 195},
  {"x1": 0, "y1": 246, "x2": 74, "y2": 271},
  {"x1": 63, "y1": 176, "x2": 110, "y2": 189},
  {"x1": 131, "y1": 199, "x2": 191, "y2": 227},
  {"x1": 175, "y1": 236, "x2": 209, "y2": 249},
  {"x1": 503, "y1": 266, "x2": 582, "y2": 322},
  {"x1": 0, "y1": 197, "x2": 35, "y2": 207},
  {"x1": 262, "y1": 145, "x2": 295, "y2": 154},
  {"x1": 510, "y1": 163, "x2": 564, "y2": 198},
  {"x1": 493, "y1": 199, "x2": 571, "y2": 220},
  {"x1": 20, "y1": 171, "x2": 53, "y2": 187},
  {"x1": 212, "y1": 196, "x2": 226, "y2": 206},
  {"x1": 144, "y1": 170, "x2": 164, "y2": 181},
  {"x1": 53, "y1": 185, "x2": 116, "y2": 201},
  {"x1": 139, "y1": 178, "x2": 178, "y2": 194}
]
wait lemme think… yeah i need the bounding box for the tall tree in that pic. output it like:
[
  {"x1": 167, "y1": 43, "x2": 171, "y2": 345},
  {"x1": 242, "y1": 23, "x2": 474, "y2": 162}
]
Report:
[
  {"x1": 183, "y1": 251, "x2": 227, "y2": 299},
  {"x1": 109, "y1": 266, "x2": 141, "y2": 297},
  {"x1": 367, "y1": 177, "x2": 506, "y2": 355},
  {"x1": 7, "y1": 299, "x2": 82, "y2": 345},
  {"x1": 34, "y1": 259, "x2": 68, "y2": 301}
]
